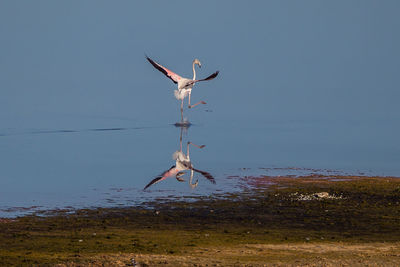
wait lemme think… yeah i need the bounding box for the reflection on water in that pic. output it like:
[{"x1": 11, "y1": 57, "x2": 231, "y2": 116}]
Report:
[
  {"x1": 144, "y1": 125, "x2": 215, "y2": 190},
  {"x1": 0, "y1": 118, "x2": 399, "y2": 218}
]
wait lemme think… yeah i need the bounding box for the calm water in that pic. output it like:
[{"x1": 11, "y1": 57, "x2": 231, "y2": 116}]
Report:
[
  {"x1": 0, "y1": 115, "x2": 399, "y2": 217},
  {"x1": 1, "y1": 2, "x2": 400, "y2": 217}
]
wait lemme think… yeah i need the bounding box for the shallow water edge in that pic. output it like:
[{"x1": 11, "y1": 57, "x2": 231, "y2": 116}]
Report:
[{"x1": 1, "y1": 175, "x2": 400, "y2": 266}]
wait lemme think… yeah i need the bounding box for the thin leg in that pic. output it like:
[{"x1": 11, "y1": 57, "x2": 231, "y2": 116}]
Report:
[
  {"x1": 186, "y1": 142, "x2": 205, "y2": 158},
  {"x1": 188, "y1": 92, "x2": 206, "y2": 108},
  {"x1": 188, "y1": 142, "x2": 205, "y2": 149},
  {"x1": 189, "y1": 101, "x2": 207, "y2": 109},
  {"x1": 189, "y1": 169, "x2": 198, "y2": 189},
  {"x1": 179, "y1": 127, "x2": 183, "y2": 152},
  {"x1": 180, "y1": 98, "x2": 184, "y2": 122}
]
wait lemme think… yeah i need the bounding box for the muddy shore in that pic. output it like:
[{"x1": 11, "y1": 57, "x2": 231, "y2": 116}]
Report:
[{"x1": 1, "y1": 175, "x2": 400, "y2": 266}]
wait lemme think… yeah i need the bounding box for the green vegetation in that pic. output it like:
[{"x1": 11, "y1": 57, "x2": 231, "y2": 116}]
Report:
[{"x1": 1, "y1": 176, "x2": 400, "y2": 266}]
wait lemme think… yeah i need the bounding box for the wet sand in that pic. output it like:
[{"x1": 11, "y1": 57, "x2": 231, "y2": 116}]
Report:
[{"x1": 1, "y1": 175, "x2": 400, "y2": 266}]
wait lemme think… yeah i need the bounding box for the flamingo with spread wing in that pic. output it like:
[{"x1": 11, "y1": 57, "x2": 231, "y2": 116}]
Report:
[
  {"x1": 146, "y1": 56, "x2": 219, "y2": 123},
  {"x1": 143, "y1": 126, "x2": 215, "y2": 190}
]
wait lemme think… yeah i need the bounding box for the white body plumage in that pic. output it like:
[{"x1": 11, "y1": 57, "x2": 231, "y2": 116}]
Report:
[{"x1": 146, "y1": 56, "x2": 219, "y2": 122}]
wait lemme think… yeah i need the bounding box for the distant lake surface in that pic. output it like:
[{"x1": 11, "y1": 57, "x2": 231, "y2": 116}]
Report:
[{"x1": 0, "y1": 115, "x2": 398, "y2": 217}]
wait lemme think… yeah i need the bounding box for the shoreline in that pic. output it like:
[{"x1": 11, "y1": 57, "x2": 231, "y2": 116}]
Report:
[{"x1": 1, "y1": 175, "x2": 400, "y2": 265}]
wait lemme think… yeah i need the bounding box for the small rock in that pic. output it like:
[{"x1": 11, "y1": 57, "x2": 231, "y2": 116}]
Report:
[{"x1": 315, "y1": 192, "x2": 329, "y2": 198}]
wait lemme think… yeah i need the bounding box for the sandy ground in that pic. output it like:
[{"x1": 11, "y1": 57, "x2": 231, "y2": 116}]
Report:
[
  {"x1": 3, "y1": 176, "x2": 400, "y2": 266},
  {"x1": 54, "y1": 242, "x2": 400, "y2": 266}
]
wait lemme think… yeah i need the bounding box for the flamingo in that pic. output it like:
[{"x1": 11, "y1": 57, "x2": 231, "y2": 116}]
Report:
[
  {"x1": 146, "y1": 56, "x2": 219, "y2": 123},
  {"x1": 143, "y1": 126, "x2": 215, "y2": 190}
]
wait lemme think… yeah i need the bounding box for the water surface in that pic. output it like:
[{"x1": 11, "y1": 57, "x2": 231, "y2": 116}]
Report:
[{"x1": 1, "y1": 115, "x2": 398, "y2": 217}]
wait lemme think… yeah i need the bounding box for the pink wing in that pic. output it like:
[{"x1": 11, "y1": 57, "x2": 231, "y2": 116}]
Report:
[
  {"x1": 146, "y1": 56, "x2": 182, "y2": 84},
  {"x1": 143, "y1": 165, "x2": 179, "y2": 190}
]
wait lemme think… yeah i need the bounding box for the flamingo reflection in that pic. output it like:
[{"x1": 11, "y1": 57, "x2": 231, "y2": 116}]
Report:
[{"x1": 144, "y1": 126, "x2": 215, "y2": 190}]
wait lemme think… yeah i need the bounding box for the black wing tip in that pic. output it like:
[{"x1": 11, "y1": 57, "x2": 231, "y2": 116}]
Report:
[
  {"x1": 145, "y1": 55, "x2": 159, "y2": 66},
  {"x1": 146, "y1": 55, "x2": 154, "y2": 64},
  {"x1": 145, "y1": 57, "x2": 178, "y2": 84},
  {"x1": 193, "y1": 168, "x2": 216, "y2": 184},
  {"x1": 143, "y1": 176, "x2": 160, "y2": 191},
  {"x1": 202, "y1": 70, "x2": 219, "y2": 81},
  {"x1": 207, "y1": 175, "x2": 216, "y2": 184}
]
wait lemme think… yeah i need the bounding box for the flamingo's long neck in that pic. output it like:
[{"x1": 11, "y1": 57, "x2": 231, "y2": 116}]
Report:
[{"x1": 192, "y1": 62, "x2": 196, "y2": 80}]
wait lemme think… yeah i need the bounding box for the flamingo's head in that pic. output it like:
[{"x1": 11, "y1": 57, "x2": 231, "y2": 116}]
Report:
[
  {"x1": 193, "y1": 58, "x2": 201, "y2": 68},
  {"x1": 176, "y1": 171, "x2": 186, "y2": 182}
]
